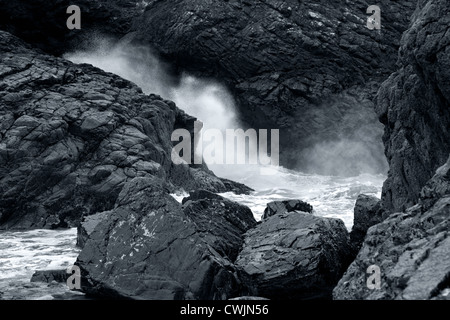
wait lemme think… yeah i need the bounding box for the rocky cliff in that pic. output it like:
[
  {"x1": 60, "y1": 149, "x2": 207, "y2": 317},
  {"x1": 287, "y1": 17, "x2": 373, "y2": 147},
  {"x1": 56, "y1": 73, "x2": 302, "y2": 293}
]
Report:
[
  {"x1": 0, "y1": 0, "x2": 416, "y2": 176},
  {"x1": 0, "y1": 30, "x2": 248, "y2": 229},
  {"x1": 334, "y1": 0, "x2": 450, "y2": 299},
  {"x1": 375, "y1": 0, "x2": 450, "y2": 212},
  {"x1": 128, "y1": 0, "x2": 416, "y2": 175}
]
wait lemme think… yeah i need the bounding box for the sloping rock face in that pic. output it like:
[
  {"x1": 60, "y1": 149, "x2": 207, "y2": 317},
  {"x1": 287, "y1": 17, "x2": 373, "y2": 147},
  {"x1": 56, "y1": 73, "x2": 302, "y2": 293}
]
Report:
[
  {"x1": 76, "y1": 177, "x2": 254, "y2": 300},
  {"x1": 128, "y1": 0, "x2": 416, "y2": 175},
  {"x1": 236, "y1": 212, "x2": 353, "y2": 300},
  {"x1": 333, "y1": 156, "x2": 450, "y2": 300},
  {"x1": 375, "y1": 0, "x2": 450, "y2": 212},
  {"x1": 182, "y1": 190, "x2": 257, "y2": 262},
  {"x1": 0, "y1": 30, "x2": 248, "y2": 229}
]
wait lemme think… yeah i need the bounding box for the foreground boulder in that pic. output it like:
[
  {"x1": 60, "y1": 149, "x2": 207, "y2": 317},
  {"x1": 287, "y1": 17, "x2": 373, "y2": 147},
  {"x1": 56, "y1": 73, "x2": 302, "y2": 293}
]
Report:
[
  {"x1": 0, "y1": 30, "x2": 248, "y2": 230},
  {"x1": 349, "y1": 194, "x2": 383, "y2": 251},
  {"x1": 333, "y1": 156, "x2": 450, "y2": 300},
  {"x1": 76, "y1": 211, "x2": 109, "y2": 248},
  {"x1": 182, "y1": 190, "x2": 257, "y2": 261},
  {"x1": 236, "y1": 212, "x2": 353, "y2": 300},
  {"x1": 76, "y1": 177, "x2": 255, "y2": 299}
]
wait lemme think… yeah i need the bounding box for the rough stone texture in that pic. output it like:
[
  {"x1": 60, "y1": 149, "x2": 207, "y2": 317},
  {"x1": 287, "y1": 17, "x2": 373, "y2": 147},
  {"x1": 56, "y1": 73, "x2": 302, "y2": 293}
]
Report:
[
  {"x1": 76, "y1": 211, "x2": 109, "y2": 248},
  {"x1": 262, "y1": 199, "x2": 313, "y2": 219},
  {"x1": 333, "y1": 156, "x2": 450, "y2": 300},
  {"x1": 235, "y1": 212, "x2": 353, "y2": 300},
  {"x1": 182, "y1": 190, "x2": 257, "y2": 262},
  {"x1": 375, "y1": 0, "x2": 450, "y2": 212},
  {"x1": 0, "y1": 30, "x2": 249, "y2": 229},
  {"x1": 30, "y1": 269, "x2": 68, "y2": 283},
  {"x1": 127, "y1": 0, "x2": 416, "y2": 175},
  {"x1": 76, "y1": 177, "x2": 253, "y2": 300},
  {"x1": 349, "y1": 194, "x2": 383, "y2": 251}
]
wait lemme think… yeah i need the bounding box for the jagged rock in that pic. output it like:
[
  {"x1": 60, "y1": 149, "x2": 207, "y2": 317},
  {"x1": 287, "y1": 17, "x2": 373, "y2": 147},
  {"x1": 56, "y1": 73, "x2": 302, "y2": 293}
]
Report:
[
  {"x1": 333, "y1": 156, "x2": 450, "y2": 300},
  {"x1": 0, "y1": 30, "x2": 249, "y2": 229},
  {"x1": 182, "y1": 190, "x2": 257, "y2": 262},
  {"x1": 128, "y1": 0, "x2": 416, "y2": 175},
  {"x1": 76, "y1": 211, "x2": 109, "y2": 248},
  {"x1": 30, "y1": 270, "x2": 68, "y2": 283},
  {"x1": 76, "y1": 177, "x2": 254, "y2": 299},
  {"x1": 262, "y1": 200, "x2": 313, "y2": 219},
  {"x1": 235, "y1": 212, "x2": 353, "y2": 300},
  {"x1": 375, "y1": 0, "x2": 450, "y2": 212},
  {"x1": 349, "y1": 194, "x2": 383, "y2": 251}
]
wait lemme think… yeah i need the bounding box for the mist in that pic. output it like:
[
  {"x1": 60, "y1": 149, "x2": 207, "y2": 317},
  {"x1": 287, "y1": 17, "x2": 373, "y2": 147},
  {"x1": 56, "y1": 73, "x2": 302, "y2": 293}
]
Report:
[{"x1": 64, "y1": 35, "x2": 237, "y2": 133}]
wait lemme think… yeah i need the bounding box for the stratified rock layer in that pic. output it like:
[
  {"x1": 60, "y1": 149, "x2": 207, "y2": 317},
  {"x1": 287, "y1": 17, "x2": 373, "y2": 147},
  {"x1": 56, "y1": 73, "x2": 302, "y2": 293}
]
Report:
[
  {"x1": 375, "y1": 0, "x2": 450, "y2": 212},
  {"x1": 333, "y1": 156, "x2": 450, "y2": 300},
  {"x1": 0, "y1": 30, "x2": 248, "y2": 229}
]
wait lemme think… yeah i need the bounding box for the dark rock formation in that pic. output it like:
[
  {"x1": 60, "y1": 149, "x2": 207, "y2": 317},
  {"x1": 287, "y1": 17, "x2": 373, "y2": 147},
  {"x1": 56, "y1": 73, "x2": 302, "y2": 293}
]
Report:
[
  {"x1": 0, "y1": 0, "x2": 143, "y2": 56},
  {"x1": 375, "y1": 0, "x2": 450, "y2": 212},
  {"x1": 262, "y1": 200, "x2": 313, "y2": 219},
  {"x1": 30, "y1": 270, "x2": 68, "y2": 283},
  {"x1": 76, "y1": 211, "x2": 109, "y2": 248},
  {"x1": 127, "y1": 0, "x2": 416, "y2": 175},
  {"x1": 235, "y1": 212, "x2": 353, "y2": 300},
  {"x1": 182, "y1": 190, "x2": 257, "y2": 262},
  {"x1": 76, "y1": 177, "x2": 254, "y2": 299},
  {"x1": 0, "y1": 30, "x2": 249, "y2": 229},
  {"x1": 333, "y1": 155, "x2": 450, "y2": 300},
  {"x1": 349, "y1": 194, "x2": 383, "y2": 251}
]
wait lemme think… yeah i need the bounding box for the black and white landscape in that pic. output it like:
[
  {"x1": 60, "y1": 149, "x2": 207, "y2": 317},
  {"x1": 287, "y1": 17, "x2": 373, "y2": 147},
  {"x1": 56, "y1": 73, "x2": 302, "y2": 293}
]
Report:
[{"x1": 0, "y1": 0, "x2": 449, "y2": 301}]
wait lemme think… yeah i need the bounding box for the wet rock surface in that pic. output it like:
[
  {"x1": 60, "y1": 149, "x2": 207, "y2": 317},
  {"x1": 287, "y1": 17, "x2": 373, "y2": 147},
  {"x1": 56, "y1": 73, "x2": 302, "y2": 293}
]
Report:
[
  {"x1": 182, "y1": 190, "x2": 257, "y2": 262},
  {"x1": 236, "y1": 212, "x2": 353, "y2": 300},
  {"x1": 0, "y1": 30, "x2": 247, "y2": 230},
  {"x1": 349, "y1": 194, "x2": 383, "y2": 251},
  {"x1": 376, "y1": 0, "x2": 450, "y2": 212},
  {"x1": 334, "y1": 156, "x2": 450, "y2": 300},
  {"x1": 76, "y1": 177, "x2": 252, "y2": 300}
]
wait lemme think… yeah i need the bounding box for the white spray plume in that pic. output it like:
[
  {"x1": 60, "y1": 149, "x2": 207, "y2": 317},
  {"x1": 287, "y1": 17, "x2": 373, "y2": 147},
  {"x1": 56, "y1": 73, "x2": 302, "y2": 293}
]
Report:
[{"x1": 64, "y1": 36, "x2": 237, "y2": 132}]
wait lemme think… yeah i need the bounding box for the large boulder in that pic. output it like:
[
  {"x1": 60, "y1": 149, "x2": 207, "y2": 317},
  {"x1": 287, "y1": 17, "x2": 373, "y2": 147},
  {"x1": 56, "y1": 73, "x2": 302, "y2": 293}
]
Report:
[
  {"x1": 182, "y1": 190, "x2": 257, "y2": 262},
  {"x1": 375, "y1": 0, "x2": 450, "y2": 212},
  {"x1": 349, "y1": 194, "x2": 383, "y2": 251},
  {"x1": 235, "y1": 212, "x2": 353, "y2": 300},
  {"x1": 127, "y1": 0, "x2": 416, "y2": 175},
  {"x1": 76, "y1": 177, "x2": 255, "y2": 299},
  {"x1": 333, "y1": 155, "x2": 450, "y2": 300},
  {"x1": 76, "y1": 211, "x2": 109, "y2": 248},
  {"x1": 0, "y1": 30, "x2": 249, "y2": 229}
]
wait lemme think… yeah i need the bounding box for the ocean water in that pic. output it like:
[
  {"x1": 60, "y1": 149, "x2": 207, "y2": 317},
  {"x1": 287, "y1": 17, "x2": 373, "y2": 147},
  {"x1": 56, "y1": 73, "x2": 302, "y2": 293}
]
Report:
[{"x1": 0, "y1": 228, "x2": 83, "y2": 300}]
